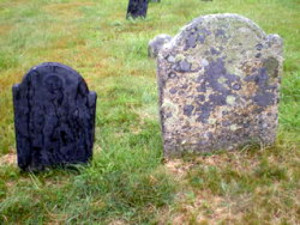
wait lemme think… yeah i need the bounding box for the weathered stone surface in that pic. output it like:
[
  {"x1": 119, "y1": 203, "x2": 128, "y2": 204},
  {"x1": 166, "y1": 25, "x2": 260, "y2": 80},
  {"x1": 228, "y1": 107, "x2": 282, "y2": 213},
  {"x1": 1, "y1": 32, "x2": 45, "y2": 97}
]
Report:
[
  {"x1": 13, "y1": 62, "x2": 97, "y2": 170},
  {"x1": 148, "y1": 34, "x2": 172, "y2": 58},
  {"x1": 126, "y1": 0, "x2": 148, "y2": 19},
  {"x1": 157, "y1": 14, "x2": 283, "y2": 157}
]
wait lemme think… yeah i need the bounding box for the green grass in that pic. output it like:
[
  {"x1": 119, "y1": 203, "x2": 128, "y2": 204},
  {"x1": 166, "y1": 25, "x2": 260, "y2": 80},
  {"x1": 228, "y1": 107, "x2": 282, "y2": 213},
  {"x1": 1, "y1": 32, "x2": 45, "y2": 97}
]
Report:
[{"x1": 0, "y1": 0, "x2": 299, "y2": 224}]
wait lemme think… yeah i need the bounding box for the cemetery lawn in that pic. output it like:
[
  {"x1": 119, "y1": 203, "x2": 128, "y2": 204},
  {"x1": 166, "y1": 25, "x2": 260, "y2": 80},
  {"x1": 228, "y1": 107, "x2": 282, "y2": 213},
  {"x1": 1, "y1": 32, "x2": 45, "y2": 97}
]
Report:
[{"x1": 0, "y1": 0, "x2": 299, "y2": 224}]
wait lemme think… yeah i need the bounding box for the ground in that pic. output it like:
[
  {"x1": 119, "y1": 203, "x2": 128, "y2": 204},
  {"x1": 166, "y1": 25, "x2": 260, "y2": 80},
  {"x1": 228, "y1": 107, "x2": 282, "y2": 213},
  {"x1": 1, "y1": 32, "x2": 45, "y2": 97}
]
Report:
[{"x1": 0, "y1": 0, "x2": 299, "y2": 224}]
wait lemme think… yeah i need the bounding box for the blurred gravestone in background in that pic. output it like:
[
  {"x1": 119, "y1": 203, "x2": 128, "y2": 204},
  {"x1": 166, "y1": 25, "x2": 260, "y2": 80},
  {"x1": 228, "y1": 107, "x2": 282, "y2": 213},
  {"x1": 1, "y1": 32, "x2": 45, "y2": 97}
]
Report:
[
  {"x1": 126, "y1": 0, "x2": 148, "y2": 19},
  {"x1": 157, "y1": 14, "x2": 283, "y2": 157},
  {"x1": 148, "y1": 34, "x2": 172, "y2": 58},
  {"x1": 13, "y1": 62, "x2": 97, "y2": 171}
]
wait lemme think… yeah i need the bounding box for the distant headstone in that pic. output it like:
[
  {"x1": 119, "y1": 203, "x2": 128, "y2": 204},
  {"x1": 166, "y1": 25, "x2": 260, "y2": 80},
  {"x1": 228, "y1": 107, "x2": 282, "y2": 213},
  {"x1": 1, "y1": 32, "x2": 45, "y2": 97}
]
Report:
[
  {"x1": 126, "y1": 0, "x2": 148, "y2": 19},
  {"x1": 148, "y1": 34, "x2": 172, "y2": 58},
  {"x1": 157, "y1": 14, "x2": 283, "y2": 157},
  {"x1": 13, "y1": 62, "x2": 97, "y2": 170}
]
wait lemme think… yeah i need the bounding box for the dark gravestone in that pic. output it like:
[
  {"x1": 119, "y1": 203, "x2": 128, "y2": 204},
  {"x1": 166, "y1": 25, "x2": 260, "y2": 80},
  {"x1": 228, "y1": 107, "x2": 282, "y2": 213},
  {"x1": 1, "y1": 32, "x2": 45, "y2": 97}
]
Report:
[
  {"x1": 126, "y1": 0, "x2": 148, "y2": 19},
  {"x1": 13, "y1": 62, "x2": 97, "y2": 171}
]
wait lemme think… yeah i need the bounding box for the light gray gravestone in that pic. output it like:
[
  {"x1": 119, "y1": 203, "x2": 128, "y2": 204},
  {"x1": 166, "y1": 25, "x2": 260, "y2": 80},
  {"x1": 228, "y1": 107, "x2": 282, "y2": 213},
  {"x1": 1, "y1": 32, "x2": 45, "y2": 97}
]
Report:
[
  {"x1": 157, "y1": 14, "x2": 283, "y2": 157},
  {"x1": 148, "y1": 34, "x2": 172, "y2": 58}
]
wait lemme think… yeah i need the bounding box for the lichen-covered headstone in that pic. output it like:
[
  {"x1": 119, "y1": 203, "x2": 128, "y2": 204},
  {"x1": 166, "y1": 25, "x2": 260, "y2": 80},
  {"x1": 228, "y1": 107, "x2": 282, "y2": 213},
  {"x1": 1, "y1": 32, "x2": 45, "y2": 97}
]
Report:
[
  {"x1": 148, "y1": 34, "x2": 172, "y2": 58},
  {"x1": 13, "y1": 62, "x2": 97, "y2": 170},
  {"x1": 157, "y1": 14, "x2": 283, "y2": 156},
  {"x1": 126, "y1": 0, "x2": 148, "y2": 19}
]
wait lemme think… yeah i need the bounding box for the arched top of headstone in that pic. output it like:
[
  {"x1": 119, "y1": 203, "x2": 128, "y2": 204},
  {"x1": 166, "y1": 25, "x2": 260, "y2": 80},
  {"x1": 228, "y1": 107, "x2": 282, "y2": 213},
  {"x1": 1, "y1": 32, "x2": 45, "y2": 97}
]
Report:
[
  {"x1": 18, "y1": 62, "x2": 89, "y2": 93},
  {"x1": 160, "y1": 13, "x2": 283, "y2": 61},
  {"x1": 13, "y1": 62, "x2": 97, "y2": 170}
]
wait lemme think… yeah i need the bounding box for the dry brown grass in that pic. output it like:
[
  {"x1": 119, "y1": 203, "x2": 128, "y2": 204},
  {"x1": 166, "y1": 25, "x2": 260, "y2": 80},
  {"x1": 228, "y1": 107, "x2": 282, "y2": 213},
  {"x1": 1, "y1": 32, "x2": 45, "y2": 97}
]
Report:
[{"x1": 0, "y1": 152, "x2": 16, "y2": 166}]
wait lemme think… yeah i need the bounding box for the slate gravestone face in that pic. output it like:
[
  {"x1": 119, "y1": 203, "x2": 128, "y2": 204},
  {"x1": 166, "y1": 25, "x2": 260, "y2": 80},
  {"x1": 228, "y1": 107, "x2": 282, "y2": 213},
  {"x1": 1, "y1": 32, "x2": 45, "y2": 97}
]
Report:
[
  {"x1": 13, "y1": 62, "x2": 97, "y2": 170},
  {"x1": 126, "y1": 0, "x2": 148, "y2": 19},
  {"x1": 157, "y1": 14, "x2": 283, "y2": 156}
]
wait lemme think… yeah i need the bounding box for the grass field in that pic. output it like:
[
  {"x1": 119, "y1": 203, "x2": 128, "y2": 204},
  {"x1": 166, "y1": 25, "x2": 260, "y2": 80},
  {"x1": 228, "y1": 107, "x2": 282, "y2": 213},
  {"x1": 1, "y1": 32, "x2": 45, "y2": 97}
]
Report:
[{"x1": 0, "y1": 0, "x2": 299, "y2": 224}]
